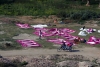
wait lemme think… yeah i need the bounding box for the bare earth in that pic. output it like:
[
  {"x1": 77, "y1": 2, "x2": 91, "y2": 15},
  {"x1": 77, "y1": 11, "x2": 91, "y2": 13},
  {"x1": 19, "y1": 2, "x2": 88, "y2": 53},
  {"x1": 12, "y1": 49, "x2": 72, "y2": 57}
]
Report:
[{"x1": 0, "y1": 47, "x2": 100, "y2": 60}]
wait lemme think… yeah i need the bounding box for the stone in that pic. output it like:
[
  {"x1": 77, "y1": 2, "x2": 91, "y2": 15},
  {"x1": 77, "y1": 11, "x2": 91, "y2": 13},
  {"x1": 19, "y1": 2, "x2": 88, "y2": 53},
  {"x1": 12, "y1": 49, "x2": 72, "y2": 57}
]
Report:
[
  {"x1": 96, "y1": 58, "x2": 100, "y2": 64},
  {"x1": 45, "y1": 55, "x2": 58, "y2": 60},
  {"x1": 78, "y1": 61, "x2": 93, "y2": 67},
  {"x1": 56, "y1": 61, "x2": 68, "y2": 67}
]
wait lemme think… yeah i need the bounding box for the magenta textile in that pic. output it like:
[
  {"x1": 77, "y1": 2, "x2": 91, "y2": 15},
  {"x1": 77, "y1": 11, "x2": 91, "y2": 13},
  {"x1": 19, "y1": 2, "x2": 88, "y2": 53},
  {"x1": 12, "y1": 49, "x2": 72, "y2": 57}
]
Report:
[
  {"x1": 33, "y1": 28, "x2": 76, "y2": 37},
  {"x1": 60, "y1": 28, "x2": 75, "y2": 34},
  {"x1": 47, "y1": 38, "x2": 71, "y2": 45},
  {"x1": 87, "y1": 36, "x2": 100, "y2": 45},
  {"x1": 16, "y1": 23, "x2": 30, "y2": 29},
  {"x1": 17, "y1": 39, "x2": 41, "y2": 47}
]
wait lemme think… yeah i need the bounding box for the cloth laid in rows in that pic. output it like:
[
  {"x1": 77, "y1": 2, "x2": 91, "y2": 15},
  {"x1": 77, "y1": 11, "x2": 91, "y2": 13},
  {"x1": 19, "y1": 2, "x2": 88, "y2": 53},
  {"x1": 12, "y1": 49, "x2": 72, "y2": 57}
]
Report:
[
  {"x1": 17, "y1": 39, "x2": 41, "y2": 47},
  {"x1": 33, "y1": 28, "x2": 75, "y2": 37}
]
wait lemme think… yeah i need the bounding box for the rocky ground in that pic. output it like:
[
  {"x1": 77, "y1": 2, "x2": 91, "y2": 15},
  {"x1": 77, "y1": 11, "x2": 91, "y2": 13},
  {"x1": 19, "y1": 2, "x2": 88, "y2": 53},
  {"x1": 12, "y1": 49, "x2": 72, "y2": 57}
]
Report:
[{"x1": 0, "y1": 54, "x2": 100, "y2": 67}]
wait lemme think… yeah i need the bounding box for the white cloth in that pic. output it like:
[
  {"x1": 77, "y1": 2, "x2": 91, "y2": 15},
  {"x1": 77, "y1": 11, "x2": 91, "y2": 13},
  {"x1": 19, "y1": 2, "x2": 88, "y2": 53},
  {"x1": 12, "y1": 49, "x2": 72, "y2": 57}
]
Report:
[
  {"x1": 78, "y1": 31, "x2": 87, "y2": 36},
  {"x1": 31, "y1": 24, "x2": 48, "y2": 28},
  {"x1": 80, "y1": 28, "x2": 84, "y2": 30},
  {"x1": 93, "y1": 29, "x2": 96, "y2": 31},
  {"x1": 98, "y1": 30, "x2": 100, "y2": 33}
]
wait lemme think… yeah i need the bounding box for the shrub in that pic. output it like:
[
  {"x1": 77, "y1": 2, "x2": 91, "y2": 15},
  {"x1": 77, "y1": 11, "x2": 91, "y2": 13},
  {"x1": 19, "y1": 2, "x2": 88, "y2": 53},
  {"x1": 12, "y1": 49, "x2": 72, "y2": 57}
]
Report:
[
  {"x1": 56, "y1": 10, "x2": 67, "y2": 18},
  {"x1": 70, "y1": 12, "x2": 82, "y2": 20},
  {"x1": 0, "y1": 63, "x2": 17, "y2": 67},
  {"x1": 81, "y1": 11, "x2": 97, "y2": 20},
  {"x1": 70, "y1": 10, "x2": 98, "y2": 20},
  {"x1": 20, "y1": 61, "x2": 28, "y2": 66}
]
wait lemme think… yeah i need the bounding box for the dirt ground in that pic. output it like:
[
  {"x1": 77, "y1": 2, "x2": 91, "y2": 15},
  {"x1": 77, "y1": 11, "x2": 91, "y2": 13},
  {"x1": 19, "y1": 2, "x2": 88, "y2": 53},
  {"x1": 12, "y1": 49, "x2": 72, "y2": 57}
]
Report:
[{"x1": 0, "y1": 47, "x2": 100, "y2": 61}]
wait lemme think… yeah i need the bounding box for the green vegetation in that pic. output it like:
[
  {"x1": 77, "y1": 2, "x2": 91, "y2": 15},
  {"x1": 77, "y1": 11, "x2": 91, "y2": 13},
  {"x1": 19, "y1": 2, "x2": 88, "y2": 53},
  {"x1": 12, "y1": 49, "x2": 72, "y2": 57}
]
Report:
[{"x1": 0, "y1": 0, "x2": 100, "y2": 21}]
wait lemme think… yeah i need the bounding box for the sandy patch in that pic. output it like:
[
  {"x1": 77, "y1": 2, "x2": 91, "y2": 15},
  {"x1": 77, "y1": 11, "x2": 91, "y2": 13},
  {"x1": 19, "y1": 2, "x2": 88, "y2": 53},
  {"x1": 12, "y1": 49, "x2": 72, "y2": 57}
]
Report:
[{"x1": 12, "y1": 33, "x2": 39, "y2": 41}]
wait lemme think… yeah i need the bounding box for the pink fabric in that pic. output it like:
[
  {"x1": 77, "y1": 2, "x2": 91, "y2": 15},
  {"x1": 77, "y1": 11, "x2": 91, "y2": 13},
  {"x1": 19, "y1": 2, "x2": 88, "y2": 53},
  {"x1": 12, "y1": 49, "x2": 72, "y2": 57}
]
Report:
[
  {"x1": 16, "y1": 23, "x2": 30, "y2": 29},
  {"x1": 87, "y1": 28, "x2": 93, "y2": 33},
  {"x1": 61, "y1": 34, "x2": 76, "y2": 40},
  {"x1": 34, "y1": 28, "x2": 48, "y2": 31},
  {"x1": 33, "y1": 28, "x2": 58, "y2": 37},
  {"x1": 33, "y1": 28, "x2": 75, "y2": 37},
  {"x1": 17, "y1": 39, "x2": 41, "y2": 47},
  {"x1": 47, "y1": 38, "x2": 70, "y2": 45},
  {"x1": 60, "y1": 28, "x2": 75, "y2": 34},
  {"x1": 87, "y1": 36, "x2": 100, "y2": 45},
  {"x1": 34, "y1": 30, "x2": 55, "y2": 37}
]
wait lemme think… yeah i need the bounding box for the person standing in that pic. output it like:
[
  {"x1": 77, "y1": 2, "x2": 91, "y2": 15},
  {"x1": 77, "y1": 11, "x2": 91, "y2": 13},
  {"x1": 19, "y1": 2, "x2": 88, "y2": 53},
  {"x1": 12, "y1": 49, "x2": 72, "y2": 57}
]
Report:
[
  {"x1": 39, "y1": 30, "x2": 42, "y2": 39},
  {"x1": 82, "y1": 26, "x2": 85, "y2": 30}
]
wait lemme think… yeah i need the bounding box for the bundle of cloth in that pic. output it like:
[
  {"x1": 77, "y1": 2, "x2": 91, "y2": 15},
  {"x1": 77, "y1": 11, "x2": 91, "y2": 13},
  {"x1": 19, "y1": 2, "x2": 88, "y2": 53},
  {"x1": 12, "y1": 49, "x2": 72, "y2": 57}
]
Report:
[{"x1": 87, "y1": 36, "x2": 100, "y2": 45}]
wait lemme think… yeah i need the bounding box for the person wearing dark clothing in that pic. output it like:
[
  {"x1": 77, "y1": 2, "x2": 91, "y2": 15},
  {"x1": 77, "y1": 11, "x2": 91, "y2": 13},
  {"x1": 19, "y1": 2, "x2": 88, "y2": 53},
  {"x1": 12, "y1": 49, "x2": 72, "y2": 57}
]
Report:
[
  {"x1": 61, "y1": 41, "x2": 67, "y2": 49},
  {"x1": 81, "y1": 39, "x2": 87, "y2": 43},
  {"x1": 39, "y1": 30, "x2": 42, "y2": 39},
  {"x1": 82, "y1": 26, "x2": 85, "y2": 30}
]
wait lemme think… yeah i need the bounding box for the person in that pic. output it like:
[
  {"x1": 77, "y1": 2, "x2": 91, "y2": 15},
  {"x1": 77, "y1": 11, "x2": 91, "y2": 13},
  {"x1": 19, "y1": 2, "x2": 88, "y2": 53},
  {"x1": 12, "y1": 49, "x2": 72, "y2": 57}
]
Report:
[
  {"x1": 74, "y1": 37, "x2": 81, "y2": 44},
  {"x1": 80, "y1": 38, "x2": 87, "y2": 43},
  {"x1": 67, "y1": 42, "x2": 73, "y2": 48},
  {"x1": 39, "y1": 30, "x2": 42, "y2": 39},
  {"x1": 53, "y1": 19, "x2": 58, "y2": 24},
  {"x1": 61, "y1": 41, "x2": 67, "y2": 50},
  {"x1": 82, "y1": 26, "x2": 85, "y2": 30}
]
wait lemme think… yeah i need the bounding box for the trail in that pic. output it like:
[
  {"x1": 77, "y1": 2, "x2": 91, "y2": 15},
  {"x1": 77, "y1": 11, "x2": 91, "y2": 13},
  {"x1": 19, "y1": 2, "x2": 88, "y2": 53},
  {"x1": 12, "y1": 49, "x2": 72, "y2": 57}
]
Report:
[{"x1": 0, "y1": 47, "x2": 100, "y2": 60}]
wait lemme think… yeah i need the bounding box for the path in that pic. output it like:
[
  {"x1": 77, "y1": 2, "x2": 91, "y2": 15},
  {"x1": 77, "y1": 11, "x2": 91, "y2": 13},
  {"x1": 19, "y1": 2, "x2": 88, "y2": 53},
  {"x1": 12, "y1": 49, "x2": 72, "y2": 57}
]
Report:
[{"x1": 0, "y1": 47, "x2": 100, "y2": 60}]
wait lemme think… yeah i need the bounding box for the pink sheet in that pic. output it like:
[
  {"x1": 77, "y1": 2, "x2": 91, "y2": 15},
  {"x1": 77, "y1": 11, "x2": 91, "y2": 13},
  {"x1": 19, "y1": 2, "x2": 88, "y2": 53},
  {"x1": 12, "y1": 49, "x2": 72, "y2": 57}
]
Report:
[
  {"x1": 16, "y1": 23, "x2": 30, "y2": 29},
  {"x1": 33, "y1": 28, "x2": 76, "y2": 37},
  {"x1": 47, "y1": 38, "x2": 71, "y2": 45},
  {"x1": 87, "y1": 36, "x2": 100, "y2": 45},
  {"x1": 17, "y1": 39, "x2": 41, "y2": 47},
  {"x1": 59, "y1": 28, "x2": 75, "y2": 34}
]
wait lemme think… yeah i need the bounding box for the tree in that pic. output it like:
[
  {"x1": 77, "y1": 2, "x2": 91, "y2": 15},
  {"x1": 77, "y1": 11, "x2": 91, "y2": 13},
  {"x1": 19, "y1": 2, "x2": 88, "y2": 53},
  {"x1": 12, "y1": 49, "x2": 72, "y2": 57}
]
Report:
[{"x1": 0, "y1": 0, "x2": 15, "y2": 4}]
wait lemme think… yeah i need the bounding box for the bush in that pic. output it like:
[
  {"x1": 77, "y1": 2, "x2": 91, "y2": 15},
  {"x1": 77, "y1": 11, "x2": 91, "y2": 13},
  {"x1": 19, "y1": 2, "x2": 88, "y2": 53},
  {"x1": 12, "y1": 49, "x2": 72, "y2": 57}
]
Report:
[
  {"x1": 70, "y1": 10, "x2": 98, "y2": 20},
  {"x1": 81, "y1": 11, "x2": 97, "y2": 20},
  {"x1": 70, "y1": 12, "x2": 82, "y2": 20},
  {"x1": 20, "y1": 61, "x2": 28, "y2": 66},
  {"x1": 56, "y1": 10, "x2": 67, "y2": 18},
  {"x1": 0, "y1": 63, "x2": 17, "y2": 67}
]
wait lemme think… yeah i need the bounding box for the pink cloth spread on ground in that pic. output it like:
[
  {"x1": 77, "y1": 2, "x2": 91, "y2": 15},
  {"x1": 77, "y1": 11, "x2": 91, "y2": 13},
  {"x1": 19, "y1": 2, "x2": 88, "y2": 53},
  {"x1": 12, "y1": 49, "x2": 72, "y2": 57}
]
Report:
[
  {"x1": 33, "y1": 28, "x2": 76, "y2": 37},
  {"x1": 87, "y1": 28, "x2": 93, "y2": 34},
  {"x1": 47, "y1": 38, "x2": 72, "y2": 45},
  {"x1": 17, "y1": 39, "x2": 41, "y2": 47},
  {"x1": 60, "y1": 28, "x2": 75, "y2": 34},
  {"x1": 16, "y1": 23, "x2": 30, "y2": 29},
  {"x1": 87, "y1": 36, "x2": 100, "y2": 45}
]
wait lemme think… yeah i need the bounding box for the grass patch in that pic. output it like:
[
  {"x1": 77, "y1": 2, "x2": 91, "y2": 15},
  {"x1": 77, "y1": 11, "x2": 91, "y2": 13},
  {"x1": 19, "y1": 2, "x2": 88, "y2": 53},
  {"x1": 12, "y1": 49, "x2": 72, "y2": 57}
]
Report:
[{"x1": 36, "y1": 39, "x2": 55, "y2": 49}]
